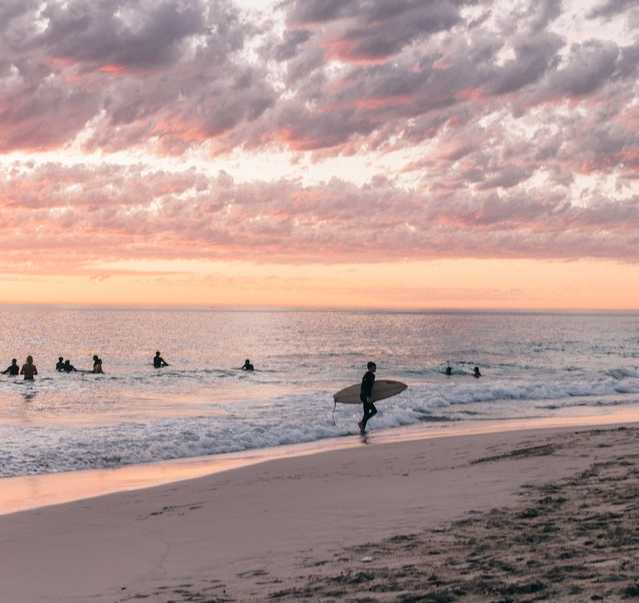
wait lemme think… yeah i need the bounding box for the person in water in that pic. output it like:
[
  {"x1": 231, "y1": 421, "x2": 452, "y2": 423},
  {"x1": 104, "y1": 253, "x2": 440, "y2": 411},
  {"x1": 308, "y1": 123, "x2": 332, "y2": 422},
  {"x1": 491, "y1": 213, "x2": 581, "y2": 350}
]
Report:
[
  {"x1": 2, "y1": 359, "x2": 19, "y2": 376},
  {"x1": 92, "y1": 355, "x2": 103, "y2": 374},
  {"x1": 473, "y1": 366, "x2": 482, "y2": 378},
  {"x1": 153, "y1": 351, "x2": 169, "y2": 368},
  {"x1": 56, "y1": 357, "x2": 65, "y2": 372},
  {"x1": 63, "y1": 359, "x2": 77, "y2": 373},
  {"x1": 445, "y1": 365, "x2": 452, "y2": 376},
  {"x1": 242, "y1": 359, "x2": 254, "y2": 371},
  {"x1": 20, "y1": 356, "x2": 38, "y2": 381},
  {"x1": 358, "y1": 361, "x2": 377, "y2": 434}
]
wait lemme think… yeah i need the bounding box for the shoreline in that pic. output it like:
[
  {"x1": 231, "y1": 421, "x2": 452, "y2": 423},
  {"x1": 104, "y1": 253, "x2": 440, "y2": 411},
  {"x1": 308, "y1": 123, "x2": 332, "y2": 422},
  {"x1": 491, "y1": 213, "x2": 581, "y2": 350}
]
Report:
[
  {"x1": 3, "y1": 405, "x2": 639, "y2": 516},
  {"x1": 2, "y1": 417, "x2": 639, "y2": 601}
]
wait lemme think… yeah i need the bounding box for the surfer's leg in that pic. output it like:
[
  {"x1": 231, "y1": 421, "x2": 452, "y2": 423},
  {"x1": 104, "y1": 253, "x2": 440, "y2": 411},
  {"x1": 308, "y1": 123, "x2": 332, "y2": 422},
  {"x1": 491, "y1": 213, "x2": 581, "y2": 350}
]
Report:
[
  {"x1": 359, "y1": 398, "x2": 367, "y2": 432},
  {"x1": 359, "y1": 400, "x2": 368, "y2": 432},
  {"x1": 360, "y1": 401, "x2": 376, "y2": 432}
]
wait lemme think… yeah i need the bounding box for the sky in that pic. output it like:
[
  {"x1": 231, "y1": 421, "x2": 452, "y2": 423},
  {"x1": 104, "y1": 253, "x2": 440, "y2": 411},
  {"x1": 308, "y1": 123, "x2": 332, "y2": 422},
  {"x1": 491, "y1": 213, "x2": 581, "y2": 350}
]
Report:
[{"x1": 1, "y1": 0, "x2": 638, "y2": 310}]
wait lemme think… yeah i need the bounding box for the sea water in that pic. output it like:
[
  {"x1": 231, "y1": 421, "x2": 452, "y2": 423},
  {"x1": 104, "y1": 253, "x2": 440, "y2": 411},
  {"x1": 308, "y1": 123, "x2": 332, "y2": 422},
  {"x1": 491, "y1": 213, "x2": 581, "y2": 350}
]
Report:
[{"x1": 1, "y1": 306, "x2": 638, "y2": 478}]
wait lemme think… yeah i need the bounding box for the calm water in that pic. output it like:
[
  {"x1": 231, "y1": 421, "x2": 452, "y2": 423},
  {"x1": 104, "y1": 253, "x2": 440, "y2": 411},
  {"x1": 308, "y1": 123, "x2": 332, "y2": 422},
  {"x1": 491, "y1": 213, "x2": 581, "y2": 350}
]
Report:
[{"x1": 1, "y1": 307, "x2": 639, "y2": 477}]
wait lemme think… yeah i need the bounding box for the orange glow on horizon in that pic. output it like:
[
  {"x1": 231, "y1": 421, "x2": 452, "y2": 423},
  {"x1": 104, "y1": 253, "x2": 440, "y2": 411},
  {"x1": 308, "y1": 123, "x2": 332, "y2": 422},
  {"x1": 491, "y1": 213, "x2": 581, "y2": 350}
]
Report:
[{"x1": 2, "y1": 259, "x2": 639, "y2": 311}]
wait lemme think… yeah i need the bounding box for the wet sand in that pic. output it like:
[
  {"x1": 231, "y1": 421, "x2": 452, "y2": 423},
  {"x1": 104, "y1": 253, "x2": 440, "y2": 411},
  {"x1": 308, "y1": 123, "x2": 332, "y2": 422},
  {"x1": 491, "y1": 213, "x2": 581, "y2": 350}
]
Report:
[
  {"x1": 2, "y1": 407, "x2": 636, "y2": 516},
  {"x1": 1, "y1": 417, "x2": 639, "y2": 601}
]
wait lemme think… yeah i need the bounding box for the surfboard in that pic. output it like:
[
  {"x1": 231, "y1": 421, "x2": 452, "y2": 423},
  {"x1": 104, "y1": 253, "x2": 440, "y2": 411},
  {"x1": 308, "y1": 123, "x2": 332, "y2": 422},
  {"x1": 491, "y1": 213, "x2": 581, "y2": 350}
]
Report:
[{"x1": 333, "y1": 380, "x2": 407, "y2": 405}]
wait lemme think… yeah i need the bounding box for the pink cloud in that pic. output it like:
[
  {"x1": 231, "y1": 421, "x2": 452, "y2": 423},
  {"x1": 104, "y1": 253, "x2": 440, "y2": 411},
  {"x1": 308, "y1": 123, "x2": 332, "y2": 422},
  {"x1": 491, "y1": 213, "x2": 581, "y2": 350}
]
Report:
[{"x1": 1, "y1": 162, "x2": 639, "y2": 276}]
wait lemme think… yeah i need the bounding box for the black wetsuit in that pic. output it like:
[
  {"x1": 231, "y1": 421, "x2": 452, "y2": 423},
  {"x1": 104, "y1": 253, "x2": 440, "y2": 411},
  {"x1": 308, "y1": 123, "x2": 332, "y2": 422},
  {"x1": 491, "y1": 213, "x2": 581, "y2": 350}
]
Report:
[
  {"x1": 153, "y1": 356, "x2": 167, "y2": 368},
  {"x1": 3, "y1": 364, "x2": 19, "y2": 376},
  {"x1": 56, "y1": 361, "x2": 65, "y2": 372},
  {"x1": 360, "y1": 370, "x2": 377, "y2": 431}
]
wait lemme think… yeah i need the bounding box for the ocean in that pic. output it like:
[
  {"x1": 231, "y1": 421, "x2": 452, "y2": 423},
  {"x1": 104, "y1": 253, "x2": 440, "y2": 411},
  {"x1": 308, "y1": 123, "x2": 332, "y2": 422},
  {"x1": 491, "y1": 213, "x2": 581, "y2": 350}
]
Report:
[{"x1": 1, "y1": 306, "x2": 638, "y2": 478}]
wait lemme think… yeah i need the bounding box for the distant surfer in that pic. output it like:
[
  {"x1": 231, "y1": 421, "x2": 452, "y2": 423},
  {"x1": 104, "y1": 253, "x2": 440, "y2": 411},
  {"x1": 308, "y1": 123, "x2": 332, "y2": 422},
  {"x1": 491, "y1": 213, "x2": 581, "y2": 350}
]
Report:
[
  {"x1": 92, "y1": 355, "x2": 103, "y2": 374},
  {"x1": 473, "y1": 366, "x2": 482, "y2": 378},
  {"x1": 2, "y1": 359, "x2": 19, "y2": 376},
  {"x1": 358, "y1": 361, "x2": 377, "y2": 434},
  {"x1": 153, "y1": 351, "x2": 169, "y2": 368},
  {"x1": 20, "y1": 356, "x2": 38, "y2": 381},
  {"x1": 242, "y1": 359, "x2": 254, "y2": 371},
  {"x1": 56, "y1": 357, "x2": 65, "y2": 372},
  {"x1": 63, "y1": 359, "x2": 77, "y2": 373},
  {"x1": 445, "y1": 365, "x2": 452, "y2": 376}
]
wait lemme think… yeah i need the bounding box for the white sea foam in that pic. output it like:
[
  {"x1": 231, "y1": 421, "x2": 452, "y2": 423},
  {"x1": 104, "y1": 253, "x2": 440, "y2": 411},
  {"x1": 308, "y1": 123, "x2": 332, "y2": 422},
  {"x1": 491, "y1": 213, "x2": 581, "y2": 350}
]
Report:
[
  {"x1": 1, "y1": 308, "x2": 639, "y2": 477},
  {"x1": 1, "y1": 372, "x2": 639, "y2": 477}
]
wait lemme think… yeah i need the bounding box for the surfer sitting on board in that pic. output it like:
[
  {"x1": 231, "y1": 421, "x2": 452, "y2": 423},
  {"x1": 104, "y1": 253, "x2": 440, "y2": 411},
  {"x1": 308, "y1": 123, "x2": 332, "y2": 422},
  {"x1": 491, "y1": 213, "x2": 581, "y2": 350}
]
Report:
[
  {"x1": 153, "y1": 351, "x2": 169, "y2": 368},
  {"x1": 63, "y1": 359, "x2": 77, "y2": 373},
  {"x1": 358, "y1": 361, "x2": 377, "y2": 434},
  {"x1": 242, "y1": 359, "x2": 254, "y2": 371}
]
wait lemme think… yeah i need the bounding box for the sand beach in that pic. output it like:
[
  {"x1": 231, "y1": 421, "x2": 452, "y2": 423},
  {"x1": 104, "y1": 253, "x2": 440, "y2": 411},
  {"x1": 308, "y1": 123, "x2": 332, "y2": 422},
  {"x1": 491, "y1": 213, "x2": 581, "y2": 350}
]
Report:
[{"x1": 2, "y1": 413, "x2": 639, "y2": 602}]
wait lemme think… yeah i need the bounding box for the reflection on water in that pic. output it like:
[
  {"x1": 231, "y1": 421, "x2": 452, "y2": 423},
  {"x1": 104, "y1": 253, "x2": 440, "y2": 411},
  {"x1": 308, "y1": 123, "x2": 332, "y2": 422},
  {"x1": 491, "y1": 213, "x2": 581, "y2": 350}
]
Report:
[{"x1": 0, "y1": 307, "x2": 638, "y2": 477}]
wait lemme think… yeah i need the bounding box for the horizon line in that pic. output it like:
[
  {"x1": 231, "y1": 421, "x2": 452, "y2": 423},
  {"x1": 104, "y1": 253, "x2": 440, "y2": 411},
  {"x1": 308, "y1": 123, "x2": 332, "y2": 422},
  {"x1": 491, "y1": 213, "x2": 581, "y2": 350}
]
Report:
[{"x1": 1, "y1": 302, "x2": 638, "y2": 315}]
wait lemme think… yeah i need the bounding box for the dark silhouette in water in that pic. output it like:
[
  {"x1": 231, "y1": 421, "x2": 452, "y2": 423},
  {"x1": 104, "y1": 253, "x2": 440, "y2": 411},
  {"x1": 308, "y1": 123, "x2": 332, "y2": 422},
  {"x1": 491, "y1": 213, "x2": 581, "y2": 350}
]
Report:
[
  {"x1": 358, "y1": 361, "x2": 377, "y2": 434},
  {"x1": 63, "y1": 360, "x2": 77, "y2": 373},
  {"x1": 473, "y1": 366, "x2": 482, "y2": 378},
  {"x1": 242, "y1": 359, "x2": 254, "y2": 371},
  {"x1": 56, "y1": 357, "x2": 65, "y2": 372},
  {"x1": 92, "y1": 355, "x2": 103, "y2": 374},
  {"x1": 153, "y1": 351, "x2": 169, "y2": 368},
  {"x1": 445, "y1": 365, "x2": 452, "y2": 376},
  {"x1": 20, "y1": 356, "x2": 38, "y2": 381},
  {"x1": 2, "y1": 359, "x2": 19, "y2": 376}
]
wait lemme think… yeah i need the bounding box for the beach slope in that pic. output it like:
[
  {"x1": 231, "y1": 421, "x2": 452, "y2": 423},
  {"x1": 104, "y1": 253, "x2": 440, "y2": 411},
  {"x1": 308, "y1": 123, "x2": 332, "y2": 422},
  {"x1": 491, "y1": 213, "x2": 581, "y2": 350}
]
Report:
[{"x1": 1, "y1": 424, "x2": 638, "y2": 601}]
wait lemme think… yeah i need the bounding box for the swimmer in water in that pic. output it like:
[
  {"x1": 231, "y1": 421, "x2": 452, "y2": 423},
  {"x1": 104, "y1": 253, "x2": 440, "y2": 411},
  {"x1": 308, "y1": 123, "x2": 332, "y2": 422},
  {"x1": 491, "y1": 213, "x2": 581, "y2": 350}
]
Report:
[
  {"x1": 473, "y1": 366, "x2": 482, "y2": 378},
  {"x1": 241, "y1": 359, "x2": 254, "y2": 371},
  {"x1": 63, "y1": 359, "x2": 77, "y2": 373},
  {"x1": 92, "y1": 355, "x2": 103, "y2": 374},
  {"x1": 20, "y1": 356, "x2": 38, "y2": 381},
  {"x1": 2, "y1": 359, "x2": 19, "y2": 376},
  {"x1": 56, "y1": 357, "x2": 65, "y2": 372}
]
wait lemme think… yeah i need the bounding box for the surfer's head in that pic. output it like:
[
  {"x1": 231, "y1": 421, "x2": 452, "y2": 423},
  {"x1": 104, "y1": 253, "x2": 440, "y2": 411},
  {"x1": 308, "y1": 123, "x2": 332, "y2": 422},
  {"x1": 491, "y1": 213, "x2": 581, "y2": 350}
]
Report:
[{"x1": 367, "y1": 361, "x2": 376, "y2": 372}]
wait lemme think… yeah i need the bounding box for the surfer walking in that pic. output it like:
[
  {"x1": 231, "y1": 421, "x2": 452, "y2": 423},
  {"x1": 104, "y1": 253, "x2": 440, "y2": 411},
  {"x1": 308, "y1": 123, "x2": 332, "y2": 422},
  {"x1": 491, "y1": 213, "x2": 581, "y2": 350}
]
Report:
[{"x1": 358, "y1": 361, "x2": 377, "y2": 434}]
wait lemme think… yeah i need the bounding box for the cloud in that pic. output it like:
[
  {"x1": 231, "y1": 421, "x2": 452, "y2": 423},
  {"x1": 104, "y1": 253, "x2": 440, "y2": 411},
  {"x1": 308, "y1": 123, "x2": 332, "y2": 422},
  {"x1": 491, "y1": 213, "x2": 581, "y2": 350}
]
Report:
[
  {"x1": 0, "y1": 0, "x2": 637, "y2": 160},
  {"x1": 1, "y1": 161, "x2": 639, "y2": 275},
  {"x1": 0, "y1": 0, "x2": 274, "y2": 153},
  {"x1": 588, "y1": 0, "x2": 638, "y2": 20},
  {"x1": 0, "y1": 0, "x2": 638, "y2": 278}
]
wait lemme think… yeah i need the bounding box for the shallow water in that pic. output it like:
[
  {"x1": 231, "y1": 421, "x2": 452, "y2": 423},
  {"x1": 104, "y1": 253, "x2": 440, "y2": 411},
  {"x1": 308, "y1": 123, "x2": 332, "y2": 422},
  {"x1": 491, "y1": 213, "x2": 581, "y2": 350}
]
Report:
[{"x1": 1, "y1": 306, "x2": 638, "y2": 477}]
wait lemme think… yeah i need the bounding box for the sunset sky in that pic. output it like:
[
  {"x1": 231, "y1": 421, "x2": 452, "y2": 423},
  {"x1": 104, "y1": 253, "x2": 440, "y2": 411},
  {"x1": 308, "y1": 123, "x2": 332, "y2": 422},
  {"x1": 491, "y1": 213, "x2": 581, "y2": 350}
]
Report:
[{"x1": 1, "y1": 0, "x2": 638, "y2": 309}]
